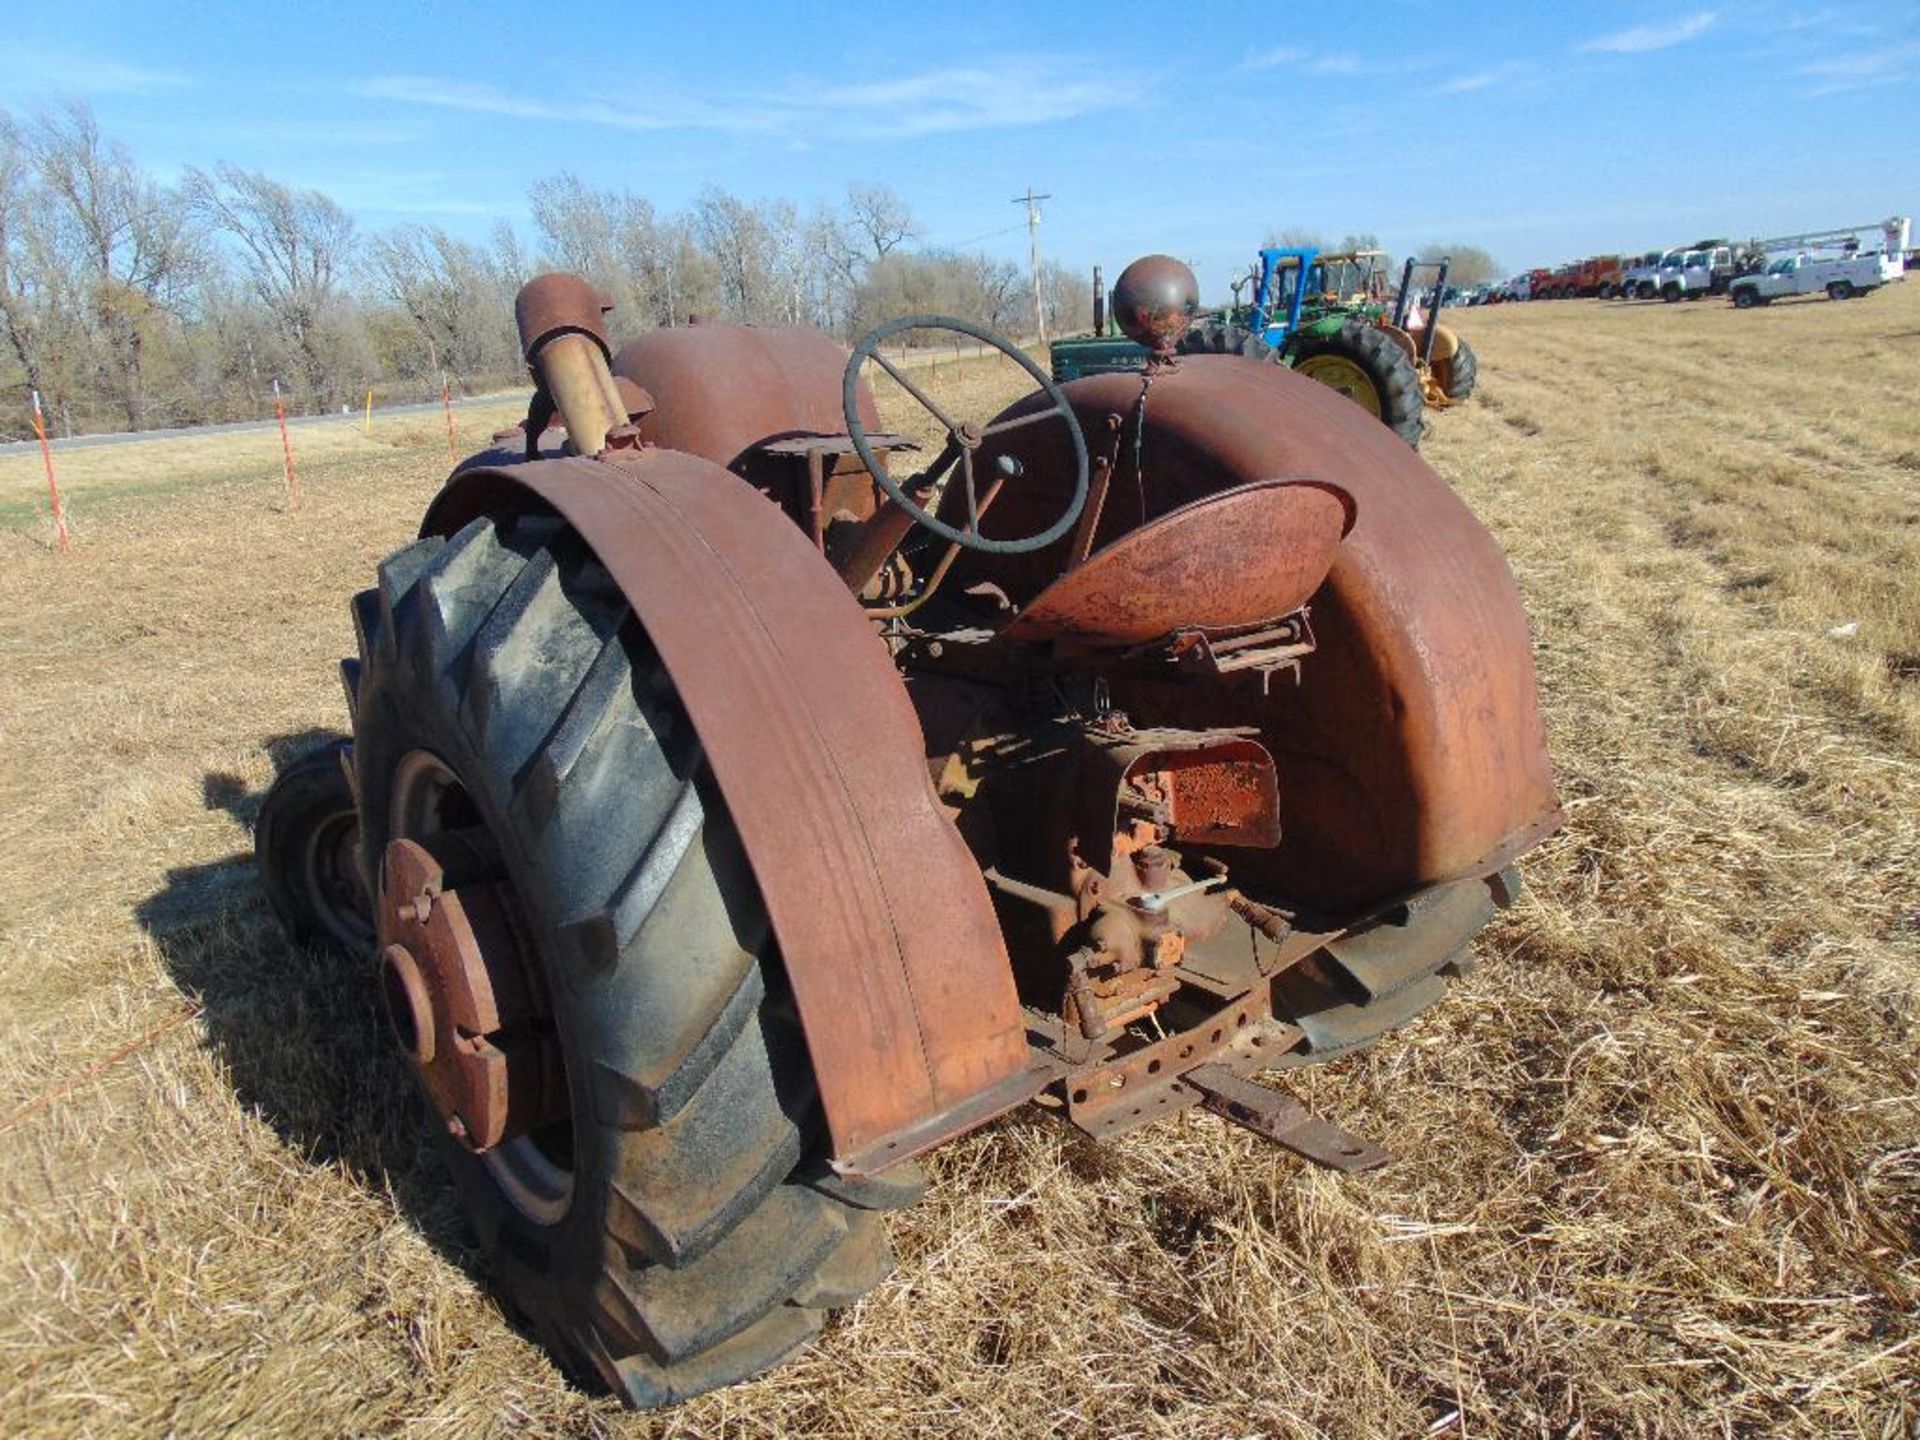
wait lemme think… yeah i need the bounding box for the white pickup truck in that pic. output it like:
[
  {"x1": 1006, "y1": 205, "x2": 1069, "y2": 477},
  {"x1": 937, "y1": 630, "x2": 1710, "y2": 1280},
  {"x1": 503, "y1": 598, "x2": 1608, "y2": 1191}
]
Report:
[
  {"x1": 1663, "y1": 245, "x2": 1739, "y2": 301},
  {"x1": 1621, "y1": 248, "x2": 1679, "y2": 300},
  {"x1": 1728, "y1": 250, "x2": 1902, "y2": 307}
]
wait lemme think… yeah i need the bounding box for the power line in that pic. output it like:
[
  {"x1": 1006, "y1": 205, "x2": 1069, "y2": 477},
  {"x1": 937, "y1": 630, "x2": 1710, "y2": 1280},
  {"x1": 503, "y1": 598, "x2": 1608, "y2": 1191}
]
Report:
[{"x1": 929, "y1": 221, "x2": 1027, "y2": 251}]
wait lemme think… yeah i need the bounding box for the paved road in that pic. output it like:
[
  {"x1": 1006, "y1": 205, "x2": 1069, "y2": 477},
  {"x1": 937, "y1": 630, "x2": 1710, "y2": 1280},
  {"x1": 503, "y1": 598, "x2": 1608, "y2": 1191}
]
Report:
[
  {"x1": 0, "y1": 391, "x2": 529, "y2": 457},
  {"x1": 0, "y1": 339, "x2": 1032, "y2": 458}
]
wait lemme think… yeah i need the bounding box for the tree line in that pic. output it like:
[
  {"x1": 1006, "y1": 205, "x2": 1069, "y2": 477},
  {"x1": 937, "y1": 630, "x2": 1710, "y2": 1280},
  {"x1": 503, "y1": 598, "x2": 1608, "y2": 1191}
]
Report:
[
  {"x1": 1265, "y1": 229, "x2": 1503, "y2": 290},
  {"x1": 0, "y1": 101, "x2": 1090, "y2": 439}
]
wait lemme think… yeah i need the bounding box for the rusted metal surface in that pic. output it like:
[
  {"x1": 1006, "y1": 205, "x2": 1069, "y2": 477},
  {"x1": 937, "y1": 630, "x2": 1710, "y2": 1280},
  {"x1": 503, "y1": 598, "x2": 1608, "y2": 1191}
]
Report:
[
  {"x1": 1075, "y1": 728, "x2": 1280, "y2": 869},
  {"x1": 756, "y1": 432, "x2": 915, "y2": 551},
  {"x1": 423, "y1": 453, "x2": 1040, "y2": 1174},
  {"x1": 1003, "y1": 479, "x2": 1351, "y2": 648},
  {"x1": 1187, "y1": 1065, "x2": 1392, "y2": 1171},
  {"x1": 959, "y1": 356, "x2": 1561, "y2": 913},
  {"x1": 1061, "y1": 985, "x2": 1294, "y2": 1141},
  {"x1": 1110, "y1": 254, "x2": 1200, "y2": 358},
  {"x1": 516, "y1": 272, "x2": 615, "y2": 359},
  {"x1": 613, "y1": 323, "x2": 882, "y2": 476},
  {"x1": 377, "y1": 837, "x2": 565, "y2": 1152},
  {"x1": 515, "y1": 274, "x2": 631, "y2": 458}
]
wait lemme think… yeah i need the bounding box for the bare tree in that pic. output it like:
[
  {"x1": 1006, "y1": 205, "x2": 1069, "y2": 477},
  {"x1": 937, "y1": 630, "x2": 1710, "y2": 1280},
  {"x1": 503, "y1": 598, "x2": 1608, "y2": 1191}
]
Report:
[
  {"x1": 1416, "y1": 243, "x2": 1499, "y2": 288},
  {"x1": 185, "y1": 162, "x2": 355, "y2": 406},
  {"x1": 844, "y1": 184, "x2": 919, "y2": 262},
  {"x1": 1038, "y1": 258, "x2": 1092, "y2": 339},
  {"x1": 28, "y1": 101, "x2": 200, "y2": 429},
  {"x1": 0, "y1": 111, "x2": 54, "y2": 405},
  {"x1": 529, "y1": 171, "x2": 671, "y2": 329},
  {"x1": 369, "y1": 224, "x2": 515, "y2": 388},
  {"x1": 1266, "y1": 226, "x2": 1326, "y2": 250},
  {"x1": 693, "y1": 188, "x2": 778, "y2": 323}
]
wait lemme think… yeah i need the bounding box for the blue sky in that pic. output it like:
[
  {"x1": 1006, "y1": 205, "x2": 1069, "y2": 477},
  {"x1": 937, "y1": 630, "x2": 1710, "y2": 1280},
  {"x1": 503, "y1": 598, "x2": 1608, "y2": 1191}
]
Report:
[{"x1": 4, "y1": 1, "x2": 1916, "y2": 300}]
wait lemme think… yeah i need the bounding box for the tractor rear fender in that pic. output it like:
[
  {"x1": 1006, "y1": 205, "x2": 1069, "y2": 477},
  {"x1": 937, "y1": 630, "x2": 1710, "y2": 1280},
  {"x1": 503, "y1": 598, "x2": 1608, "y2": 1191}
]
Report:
[
  {"x1": 956, "y1": 357, "x2": 1561, "y2": 913},
  {"x1": 423, "y1": 451, "x2": 1040, "y2": 1175},
  {"x1": 1426, "y1": 323, "x2": 1462, "y2": 363},
  {"x1": 1377, "y1": 323, "x2": 1419, "y2": 364}
]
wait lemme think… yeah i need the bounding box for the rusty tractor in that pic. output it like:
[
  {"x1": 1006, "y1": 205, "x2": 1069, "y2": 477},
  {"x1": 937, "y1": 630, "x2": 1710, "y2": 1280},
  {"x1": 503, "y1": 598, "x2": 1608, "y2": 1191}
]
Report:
[{"x1": 256, "y1": 253, "x2": 1559, "y2": 1407}]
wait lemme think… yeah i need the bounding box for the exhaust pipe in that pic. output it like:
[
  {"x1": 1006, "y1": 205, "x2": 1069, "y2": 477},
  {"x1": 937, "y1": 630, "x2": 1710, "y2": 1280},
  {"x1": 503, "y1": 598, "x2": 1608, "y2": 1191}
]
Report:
[
  {"x1": 1093, "y1": 264, "x2": 1106, "y2": 337},
  {"x1": 515, "y1": 273, "x2": 632, "y2": 457}
]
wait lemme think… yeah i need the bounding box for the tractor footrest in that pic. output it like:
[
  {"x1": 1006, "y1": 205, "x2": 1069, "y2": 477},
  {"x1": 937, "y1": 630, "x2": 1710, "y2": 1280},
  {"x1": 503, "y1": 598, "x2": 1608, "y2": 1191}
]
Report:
[{"x1": 1186, "y1": 1065, "x2": 1391, "y2": 1172}]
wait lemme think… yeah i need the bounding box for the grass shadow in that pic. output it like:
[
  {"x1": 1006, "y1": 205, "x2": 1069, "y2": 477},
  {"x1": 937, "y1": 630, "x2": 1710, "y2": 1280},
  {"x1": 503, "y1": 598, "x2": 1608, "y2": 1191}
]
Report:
[{"x1": 137, "y1": 732, "x2": 476, "y2": 1272}]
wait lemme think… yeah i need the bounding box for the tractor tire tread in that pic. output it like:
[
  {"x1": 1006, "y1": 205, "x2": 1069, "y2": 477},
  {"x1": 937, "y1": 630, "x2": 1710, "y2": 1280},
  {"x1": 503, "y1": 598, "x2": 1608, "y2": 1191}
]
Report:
[
  {"x1": 1441, "y1": 338, "x2": 1478, "y2": 401},
  {"x1": 1289, "y1": 320, "x2": 1424, "y2": 447},
  {"x1": 587, "y1": 1304, "x2": 824, "y2": 1409},
  {"x1": 596, "y1": 1184, "x2": 846, "y2": 1362},
  {"x1": 791, "y1": 1210, "x2": 896, "y2": 1309},
  {"x1": 349, "y1": 508, "x2": 891, "y2": 1408}
]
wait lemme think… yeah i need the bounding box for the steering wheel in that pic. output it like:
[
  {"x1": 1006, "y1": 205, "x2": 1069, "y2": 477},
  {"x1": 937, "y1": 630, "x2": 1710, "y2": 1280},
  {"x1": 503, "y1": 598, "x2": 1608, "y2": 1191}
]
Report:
[{"x1": 843, "y1": 315, "x2": 1090, "y2": 556}]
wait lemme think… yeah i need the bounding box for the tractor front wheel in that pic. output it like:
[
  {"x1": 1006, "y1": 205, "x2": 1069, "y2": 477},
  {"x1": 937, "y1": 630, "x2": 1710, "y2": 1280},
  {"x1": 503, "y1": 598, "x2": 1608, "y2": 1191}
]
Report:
[
  {"x1": 1288, "y1": 320, "x2": 1424, "y2": 447},
  {"x1": 345, "y1": 511, "x2": 914, "y2": 1407},
  {"x1": 1434, "y1": 337, "x2": 1479, "y2": 402}
]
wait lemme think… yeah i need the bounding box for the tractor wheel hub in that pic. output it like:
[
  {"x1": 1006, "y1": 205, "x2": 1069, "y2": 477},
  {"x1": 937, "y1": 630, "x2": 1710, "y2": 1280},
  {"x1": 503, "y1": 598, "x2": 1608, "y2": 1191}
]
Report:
[{"x1": 377, "y1": 837, "x2": 565, "y2": 1152}]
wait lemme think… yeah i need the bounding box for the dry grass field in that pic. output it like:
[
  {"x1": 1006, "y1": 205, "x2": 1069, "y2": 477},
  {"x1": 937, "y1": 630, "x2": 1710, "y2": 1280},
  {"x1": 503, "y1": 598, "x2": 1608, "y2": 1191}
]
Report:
[{"x1": 1, "y1": 287, "x2": 1915, "y2": 1438}]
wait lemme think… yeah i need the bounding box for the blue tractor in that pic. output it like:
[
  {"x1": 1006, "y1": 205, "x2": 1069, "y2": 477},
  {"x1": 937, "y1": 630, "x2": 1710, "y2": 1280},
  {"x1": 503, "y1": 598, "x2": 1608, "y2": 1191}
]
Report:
[{"x1": 1051, "y1": 247, "x2": 1427, "y2": 447}]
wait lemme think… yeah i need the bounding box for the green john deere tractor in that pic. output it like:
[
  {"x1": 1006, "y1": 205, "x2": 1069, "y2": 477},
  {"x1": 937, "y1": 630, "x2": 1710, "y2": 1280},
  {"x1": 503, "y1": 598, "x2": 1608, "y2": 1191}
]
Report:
[
  {"x1": 1308, "y1": 251, "x2": 1479, "y2": 408},
  {"x1": 1051, "y1": 247, "x2": 1478, "y2": 448}
]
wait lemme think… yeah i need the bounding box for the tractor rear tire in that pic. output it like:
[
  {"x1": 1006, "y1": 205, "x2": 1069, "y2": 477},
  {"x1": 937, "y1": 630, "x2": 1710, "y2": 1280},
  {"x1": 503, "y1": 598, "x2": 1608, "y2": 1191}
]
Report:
[
  {"x1": 346, "y1": 510, "x2": 915, "y2": 1408},
  {"x1": 1179, "y1": 322, "x2": 1256, "y2": 357},
  {"x1": 1287, "y1": 320, "x2": 1424, "y2": 448},
  {"x1": 1435, "y1": 338, "x2": 1478, "y2": 402},
  {"x1": 256, "y1": 739, "x2": 374, "y2": 957}
]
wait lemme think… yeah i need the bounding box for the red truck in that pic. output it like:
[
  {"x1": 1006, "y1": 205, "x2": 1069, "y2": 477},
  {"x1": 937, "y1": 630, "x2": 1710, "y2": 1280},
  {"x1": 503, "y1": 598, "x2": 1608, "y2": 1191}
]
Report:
[
  {"x1": 1532, "y1": 265, "x2": 1576, "y2": 300},
  {"x1": 1529, "y1": 256, "x2": 1624, "y2": 300},
  {"x1": 1574, "y1": 255, "x2": 1624, "y2": 298}
]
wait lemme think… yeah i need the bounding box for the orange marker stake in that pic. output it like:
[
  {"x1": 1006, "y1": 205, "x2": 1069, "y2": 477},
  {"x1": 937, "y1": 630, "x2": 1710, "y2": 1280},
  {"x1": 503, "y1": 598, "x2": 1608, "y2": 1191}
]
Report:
[
  {"x1": 30, "y1": 390, "x2": 69, "y2": 553},
  {"x1": 273, "y1": 380, "x2": 300, "y2": 514}
]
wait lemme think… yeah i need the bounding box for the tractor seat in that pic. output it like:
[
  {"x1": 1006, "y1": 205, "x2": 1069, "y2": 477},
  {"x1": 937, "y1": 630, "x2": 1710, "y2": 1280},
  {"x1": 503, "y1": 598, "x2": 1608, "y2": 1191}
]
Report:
[{"x1": 1002, "y1": 478, "x2": 1352, "y2": 650}]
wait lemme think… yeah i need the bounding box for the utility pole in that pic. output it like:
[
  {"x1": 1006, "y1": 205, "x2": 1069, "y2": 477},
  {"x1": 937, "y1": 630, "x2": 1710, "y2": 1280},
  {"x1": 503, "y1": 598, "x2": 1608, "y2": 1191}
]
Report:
[{"x1": 1012, "y1": 187, "x2": 1053, "y2": 348}]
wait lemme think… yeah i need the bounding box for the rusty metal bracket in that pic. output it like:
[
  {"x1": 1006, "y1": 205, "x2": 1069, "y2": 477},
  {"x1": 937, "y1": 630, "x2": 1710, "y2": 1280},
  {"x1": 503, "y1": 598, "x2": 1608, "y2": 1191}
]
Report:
[
  {"x1": 1060, "y1": 985, "x2": 1297, "y2": 1141},
  {"x1": 1186, "y1": 1065, "x2": 1391, "y2": 1172}
]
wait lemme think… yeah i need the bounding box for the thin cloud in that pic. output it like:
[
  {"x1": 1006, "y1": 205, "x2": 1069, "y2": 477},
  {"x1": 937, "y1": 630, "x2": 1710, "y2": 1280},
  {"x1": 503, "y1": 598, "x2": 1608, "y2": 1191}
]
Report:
[
  {"x1": 808, "y1": 65, "x2": 1131, "y2": 137},
  {"x1": 358, "y1": 59, "x2": 1131, "y2": 141},
  {"x1": 1238, "y1": 46, "x2": 1435, "y2": 77},
  {"x1": 0, "y1": 44, "x2": 192, "y2": 98},
  {"x1": 1238, "y1": 46, "x2": 1306, "y2": 71},
  {"x1": 357, "y1": 78, "x2": 714, "y2": 133},
  {"x1": 292, "y1": 169, "x2": 515, "y2": 217},
  {"x1": 1580, "y1": 11, "x2": 1719, "y2": 53},
  {"x1": 1799, "y1": 37, "x2": 1920, "y2": 92},
  {"x1": 1435, "y1": 61, "x2": 1538, "y2": 95}
]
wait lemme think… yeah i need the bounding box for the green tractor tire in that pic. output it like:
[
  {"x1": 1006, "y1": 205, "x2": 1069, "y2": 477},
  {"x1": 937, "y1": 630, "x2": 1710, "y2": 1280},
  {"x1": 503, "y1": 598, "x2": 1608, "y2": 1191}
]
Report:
[{"x1": 1287, "y1": 320, "x2": 1425, "y2": 448}]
